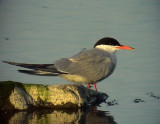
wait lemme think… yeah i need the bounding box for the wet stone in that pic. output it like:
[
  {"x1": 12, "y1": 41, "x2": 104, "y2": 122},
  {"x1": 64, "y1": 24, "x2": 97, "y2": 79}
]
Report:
[
  {"x1": 106, "y1": 100, "x2": 119, "y2": 106},
  {"x1": 133, "y1": 99, "x2": 145, "y2": 103},
  {"x1": 146, "y1": 92, "x2": 160, "y2": 100},
  {"x1": 0, "y1": 81, "x2": 108, "y2": 110}
]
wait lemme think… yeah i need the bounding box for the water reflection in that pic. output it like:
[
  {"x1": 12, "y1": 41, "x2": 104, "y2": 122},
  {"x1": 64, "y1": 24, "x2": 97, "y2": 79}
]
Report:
[{"x1": 0, "y1": 107, "x2": 117, "y2": 124}]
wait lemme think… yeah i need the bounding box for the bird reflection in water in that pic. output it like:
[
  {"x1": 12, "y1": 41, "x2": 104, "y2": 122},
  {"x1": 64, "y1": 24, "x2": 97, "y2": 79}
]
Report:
[
  {"x1": 83, "y1": 107, "x2": 117, "y2": 124},
  {"x1": 0, "y1": 106, "x2": 117, "y2": 124}
]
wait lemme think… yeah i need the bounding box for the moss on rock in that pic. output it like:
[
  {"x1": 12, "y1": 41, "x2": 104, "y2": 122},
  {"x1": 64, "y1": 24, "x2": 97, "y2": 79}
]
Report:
[
  {"x1": 23, "y1": 84, "x2": 50, "y2": 105},
  {"x1": 0, "y1": 81, "x2": 108, "y2": 110}
]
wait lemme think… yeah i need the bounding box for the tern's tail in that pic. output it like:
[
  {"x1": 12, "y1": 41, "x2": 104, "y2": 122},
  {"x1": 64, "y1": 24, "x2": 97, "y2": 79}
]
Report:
[{"x1": 2, "y1": 61, "x2": 68, "y2": 76}]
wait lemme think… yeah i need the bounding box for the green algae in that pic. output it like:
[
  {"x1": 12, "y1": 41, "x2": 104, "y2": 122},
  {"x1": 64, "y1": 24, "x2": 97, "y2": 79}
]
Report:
[{"x1": 23, "y1": 83, "x2": 50, "y2": 105}]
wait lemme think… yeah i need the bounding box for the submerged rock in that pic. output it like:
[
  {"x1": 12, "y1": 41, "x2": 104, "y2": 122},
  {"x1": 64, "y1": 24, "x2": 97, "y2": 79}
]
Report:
[{"x1": 0, "y1": 81, "x2": 108, "y2": 110}]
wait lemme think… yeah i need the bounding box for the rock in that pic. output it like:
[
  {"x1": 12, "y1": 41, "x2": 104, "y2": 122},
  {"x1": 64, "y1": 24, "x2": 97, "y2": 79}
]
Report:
[
  {"x1": 146, "y1": 92, "x2": 160, "y2": 99},
  {"x1": 133, "y1": 99, "x2": 145, "y2": 103},
  {"x1": 9, "y1": 86, "x2": 36, "y2": 110},
  {"x1": 0, "y1": 81, "x2": 108, "y2": 110},
  {"x1": 106, "y1": 100, "x2": 119, "y2": 106}
]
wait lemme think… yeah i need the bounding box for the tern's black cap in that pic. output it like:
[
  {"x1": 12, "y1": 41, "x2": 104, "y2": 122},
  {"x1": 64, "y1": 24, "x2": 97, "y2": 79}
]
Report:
[{"x1": 94, "y1": 37, "x2": 121, "y2": 48}]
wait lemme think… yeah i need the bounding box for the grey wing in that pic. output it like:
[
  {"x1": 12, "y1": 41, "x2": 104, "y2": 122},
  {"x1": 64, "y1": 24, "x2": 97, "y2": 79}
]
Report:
[{"x1": 54, "y1": 49, "x2": 115, "y2": 83}]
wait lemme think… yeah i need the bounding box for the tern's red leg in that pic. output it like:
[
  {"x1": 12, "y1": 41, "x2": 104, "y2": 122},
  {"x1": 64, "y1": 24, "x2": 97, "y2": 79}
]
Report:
[
  {"x1": 93, "y1": 106, "x2": 97, "y2": 112},
  {"x1": 93, "y1": 83, "x2": 97, "y2": 91},
  {"x1": 87, "y1": 84, "x2": 91, "y2": 89}
]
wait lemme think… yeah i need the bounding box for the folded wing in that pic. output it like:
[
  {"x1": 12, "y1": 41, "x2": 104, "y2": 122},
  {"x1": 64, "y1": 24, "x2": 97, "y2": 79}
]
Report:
[{"x1": 2, "y1": 61, "x2": 68, "y2": 76}]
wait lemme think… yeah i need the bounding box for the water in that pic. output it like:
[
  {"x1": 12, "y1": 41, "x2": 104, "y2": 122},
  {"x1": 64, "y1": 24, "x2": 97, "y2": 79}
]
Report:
[{"x1": 0, "y1": 0, "x2": 160, "y2": 123}]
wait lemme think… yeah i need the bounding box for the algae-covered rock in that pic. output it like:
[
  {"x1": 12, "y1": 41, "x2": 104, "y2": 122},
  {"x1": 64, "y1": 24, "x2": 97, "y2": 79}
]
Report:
[{"x1": 0, "y1": 81, "x2": 108, "y2": 110}]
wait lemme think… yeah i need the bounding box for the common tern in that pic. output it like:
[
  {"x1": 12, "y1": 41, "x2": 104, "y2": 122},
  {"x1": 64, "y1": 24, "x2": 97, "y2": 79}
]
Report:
[{"x1": 3, "y1": 37, "x2": 135, "y2": 91}]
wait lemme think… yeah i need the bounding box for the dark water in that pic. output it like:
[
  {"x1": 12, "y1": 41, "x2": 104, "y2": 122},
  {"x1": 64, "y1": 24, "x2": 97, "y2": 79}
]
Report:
[{"x1": 0, "y1": 0, "x2": 160, "y2": 124}]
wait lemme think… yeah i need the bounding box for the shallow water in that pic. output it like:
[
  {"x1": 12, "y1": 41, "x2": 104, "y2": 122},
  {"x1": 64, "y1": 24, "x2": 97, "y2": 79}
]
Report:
[{"x1": 0, "y1": 0, "x2": 160, "y2": 124}]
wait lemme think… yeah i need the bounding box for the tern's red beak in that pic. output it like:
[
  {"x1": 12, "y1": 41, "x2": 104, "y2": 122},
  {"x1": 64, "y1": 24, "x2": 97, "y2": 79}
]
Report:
[{"x1": 117, "y1": 45, "x2": 135, "y2": 50}]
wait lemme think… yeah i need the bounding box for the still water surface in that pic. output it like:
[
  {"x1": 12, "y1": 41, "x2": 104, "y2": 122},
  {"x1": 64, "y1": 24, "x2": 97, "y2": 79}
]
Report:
[{"x1": 0, "y1": 0, "x2": 160, "y2": 124}]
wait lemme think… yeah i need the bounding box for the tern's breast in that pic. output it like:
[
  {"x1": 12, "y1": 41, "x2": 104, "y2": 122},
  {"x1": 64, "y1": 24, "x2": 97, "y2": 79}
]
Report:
[
  {"x1": 106, "y1": 53, "x2": 117, "y2": 77},
  {"x1": 60, "y1": 74, "x2": 88, "y2": 84}
]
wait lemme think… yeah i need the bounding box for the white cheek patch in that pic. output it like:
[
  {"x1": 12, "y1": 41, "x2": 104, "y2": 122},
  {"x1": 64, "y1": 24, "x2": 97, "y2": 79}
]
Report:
[{"x1": 95, "y1": 45, "x2": 118, "y2": 52}]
